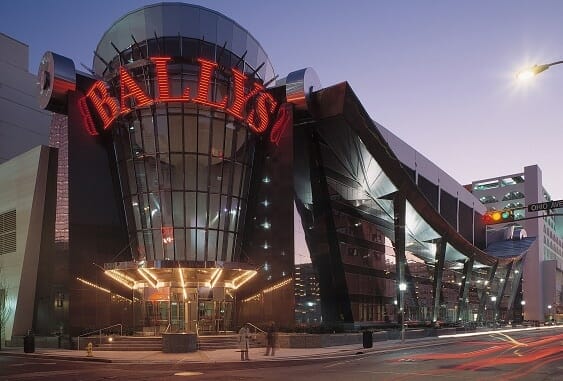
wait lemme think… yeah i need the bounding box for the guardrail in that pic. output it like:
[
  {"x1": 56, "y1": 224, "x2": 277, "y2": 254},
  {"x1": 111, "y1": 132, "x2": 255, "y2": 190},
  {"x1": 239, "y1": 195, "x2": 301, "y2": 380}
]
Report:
[
  {"x1": 77, "y1": 323, "x2": 123, "y2": 350},
  {"x1": 246, "y1": 322, "x2": 266, "y2": 334}
]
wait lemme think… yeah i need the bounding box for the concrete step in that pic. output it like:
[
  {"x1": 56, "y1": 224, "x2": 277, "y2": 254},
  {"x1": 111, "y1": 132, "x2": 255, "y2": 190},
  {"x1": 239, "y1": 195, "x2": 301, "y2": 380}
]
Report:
[
  {"x1": 198, "y1": 334, "x2": 239, "y2": 350},
  {"x1": 197, "y1": 334, "x2": 266, "y2": 350}
]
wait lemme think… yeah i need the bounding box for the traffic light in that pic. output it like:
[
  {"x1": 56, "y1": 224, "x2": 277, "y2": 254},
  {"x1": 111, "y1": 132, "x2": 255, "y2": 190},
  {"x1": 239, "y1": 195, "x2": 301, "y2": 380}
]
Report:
[{"x1": 482, "y1": 209, "x2": 514, "y2": 225}]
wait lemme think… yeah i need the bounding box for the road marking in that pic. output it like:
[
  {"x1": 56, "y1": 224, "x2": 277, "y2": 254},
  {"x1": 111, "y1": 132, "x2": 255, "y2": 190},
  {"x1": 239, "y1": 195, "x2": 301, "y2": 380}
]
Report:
[
  {"x1": 174, "y1": 371, "x2": 204, "y2": 376},
  {"x1": 324, "y1": 359, "x2": 355, "y2": 368},
  {"x1": 491, "y1": 332, "x2": 528, "y2": 347}
]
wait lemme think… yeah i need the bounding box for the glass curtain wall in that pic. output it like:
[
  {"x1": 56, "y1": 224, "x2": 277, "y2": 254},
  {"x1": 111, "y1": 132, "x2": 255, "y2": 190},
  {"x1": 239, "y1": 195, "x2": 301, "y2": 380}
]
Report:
[{"x1": 110, "y1": 37, "x2": 258, "y2": 263}]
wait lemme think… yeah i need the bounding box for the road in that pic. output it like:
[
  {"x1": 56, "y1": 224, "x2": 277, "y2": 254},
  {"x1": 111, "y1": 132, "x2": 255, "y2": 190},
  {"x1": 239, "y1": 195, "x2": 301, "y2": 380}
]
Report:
[{"x1": 1, "y1": 329, "x2": 561, "y2": 380}]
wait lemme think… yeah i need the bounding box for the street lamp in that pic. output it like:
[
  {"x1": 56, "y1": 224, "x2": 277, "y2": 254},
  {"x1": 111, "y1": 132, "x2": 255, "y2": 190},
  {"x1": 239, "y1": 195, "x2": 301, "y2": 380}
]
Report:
[
  {"x1": 516, "y1": 60, "x2": 563, "y2": 80},
  {"x1": 399, "y1": 282, "x2": 407, "y2": 343},
  {"x1": 491, "y1": 296, "x2": 497, "y2": 328},
  {"x1": 547, "y1": 304, "x2": 553, "y2": 323}
]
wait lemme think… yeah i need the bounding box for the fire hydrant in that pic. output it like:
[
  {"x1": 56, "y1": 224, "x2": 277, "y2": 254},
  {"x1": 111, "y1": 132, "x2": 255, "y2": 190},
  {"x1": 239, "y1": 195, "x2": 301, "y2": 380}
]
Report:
[{"x1": 86, "y1": 342, "x2": 93, "y2": 357}]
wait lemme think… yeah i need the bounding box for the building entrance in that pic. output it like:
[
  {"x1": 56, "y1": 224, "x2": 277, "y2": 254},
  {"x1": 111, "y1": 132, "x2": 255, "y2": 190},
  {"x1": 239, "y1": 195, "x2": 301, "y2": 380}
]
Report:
[
  {"x1": 140, "y1": 286, "x2": 234, "y2": 335},
  {"x1": 104, "y1": 262, "x2": 256, "y2": 335},
  {"x1": 197, "y1": 299, "x2": 234, "y2": 334}
]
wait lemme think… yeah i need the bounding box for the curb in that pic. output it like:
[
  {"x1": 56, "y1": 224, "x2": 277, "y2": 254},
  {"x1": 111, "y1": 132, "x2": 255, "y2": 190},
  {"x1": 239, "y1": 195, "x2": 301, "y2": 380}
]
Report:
[{"x1": 0, "y1": 351, "x2": 113, "y2": 363}]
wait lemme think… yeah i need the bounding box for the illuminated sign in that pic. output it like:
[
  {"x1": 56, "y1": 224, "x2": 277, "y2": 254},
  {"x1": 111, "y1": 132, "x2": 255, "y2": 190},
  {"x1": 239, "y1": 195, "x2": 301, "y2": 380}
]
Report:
[
  {"x1": 269, "y1": 103, "x2": 292, "y2": 145},
  {"x1": 80, "y1": 57, "x2": 278, "y2": 136}
]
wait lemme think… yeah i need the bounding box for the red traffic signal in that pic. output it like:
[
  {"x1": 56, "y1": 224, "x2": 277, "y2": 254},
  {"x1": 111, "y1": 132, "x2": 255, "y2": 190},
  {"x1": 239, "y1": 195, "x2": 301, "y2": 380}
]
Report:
[{"x1": 482, "y1": 209, "x2": 514, "y2": 225}]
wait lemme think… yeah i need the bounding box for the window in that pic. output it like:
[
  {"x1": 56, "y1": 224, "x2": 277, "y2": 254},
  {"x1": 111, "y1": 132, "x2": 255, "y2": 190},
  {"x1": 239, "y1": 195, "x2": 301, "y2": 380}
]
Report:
[
  {"x1": 474, "y1": 180, "x2": 499, "y2": 191},
  {"x1": 479, "y1": 195, "x2": 497, "y2": 204},
  {"x1": 500, "y1": 176, "x2": 524, "y2": 186},
  {"x1": 505, "y1": 202, "x2": 524, "y2": 209},
  {"x1": 502, "y1": 191, "x2": 525, "y2": 201}
]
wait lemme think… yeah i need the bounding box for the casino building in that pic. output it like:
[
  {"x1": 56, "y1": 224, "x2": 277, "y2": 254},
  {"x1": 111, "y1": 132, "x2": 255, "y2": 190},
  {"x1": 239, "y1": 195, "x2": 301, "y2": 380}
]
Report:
[{"x1": 0, "y1": 2, "x2": 540, "y2": 344}]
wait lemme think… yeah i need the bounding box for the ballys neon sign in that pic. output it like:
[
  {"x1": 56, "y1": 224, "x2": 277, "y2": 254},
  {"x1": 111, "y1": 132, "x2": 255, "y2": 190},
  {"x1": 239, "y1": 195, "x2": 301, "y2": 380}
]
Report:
[{"x1": 79, "y1": 57, "x2": 279, "y2": 136}]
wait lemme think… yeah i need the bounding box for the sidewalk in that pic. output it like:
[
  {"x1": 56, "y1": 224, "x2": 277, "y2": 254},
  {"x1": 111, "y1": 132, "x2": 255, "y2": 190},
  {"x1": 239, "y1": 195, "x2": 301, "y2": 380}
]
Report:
[
  {"x1": 1, "y1": 325, "x2": 560, "y2": 364},
  {"x1": 0, "y1": 344, "x2": 374, "y2": 364},
  {"x1": 0, "y1": 340, "x2": 420, "y2": 364}
]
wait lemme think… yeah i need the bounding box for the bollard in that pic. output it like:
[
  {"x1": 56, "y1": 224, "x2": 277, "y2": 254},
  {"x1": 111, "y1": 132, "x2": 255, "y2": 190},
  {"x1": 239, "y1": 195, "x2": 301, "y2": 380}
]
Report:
[{"x1": 86, "y1": 342, "x2": 93, "y2": 357}]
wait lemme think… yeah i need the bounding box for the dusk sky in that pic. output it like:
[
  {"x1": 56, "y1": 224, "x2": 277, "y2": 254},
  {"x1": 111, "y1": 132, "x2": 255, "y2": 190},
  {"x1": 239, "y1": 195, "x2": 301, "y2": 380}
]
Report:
[{"x1": 3, "y1": 0, "x2": 563, "y2": 197}]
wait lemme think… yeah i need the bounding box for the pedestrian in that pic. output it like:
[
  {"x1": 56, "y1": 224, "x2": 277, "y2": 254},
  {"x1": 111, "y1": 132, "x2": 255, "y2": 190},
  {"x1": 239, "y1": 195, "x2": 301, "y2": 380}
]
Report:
[
  {"x1": 265, "y1": 322, "x2": 276, "y2": 356},
  {"x1": 238, "y1": 324, "x2": 250, "y2": 360}
]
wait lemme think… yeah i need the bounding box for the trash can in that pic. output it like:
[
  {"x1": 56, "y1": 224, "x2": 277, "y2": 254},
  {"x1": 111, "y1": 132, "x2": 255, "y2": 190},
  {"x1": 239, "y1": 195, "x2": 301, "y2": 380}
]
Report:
[
  {"x1": 23, "y1": 332, "x2": 35, "y2": 353},
  {"x1": 362, "y1": 330, "x2": 373, "y2": 348}
]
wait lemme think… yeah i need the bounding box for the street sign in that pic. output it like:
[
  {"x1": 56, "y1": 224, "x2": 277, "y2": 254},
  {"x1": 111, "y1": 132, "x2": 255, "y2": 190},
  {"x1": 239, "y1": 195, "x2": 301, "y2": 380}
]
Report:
[{"x1": 527, "y1": 199, "x2": 563, "y2": 212}]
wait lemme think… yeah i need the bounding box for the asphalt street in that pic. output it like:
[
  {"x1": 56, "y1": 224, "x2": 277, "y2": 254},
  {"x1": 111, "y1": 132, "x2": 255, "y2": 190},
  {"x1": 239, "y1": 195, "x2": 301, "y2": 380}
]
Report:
[{"x1": 1, "y1": 328, "x2": 561, "y2": 380}]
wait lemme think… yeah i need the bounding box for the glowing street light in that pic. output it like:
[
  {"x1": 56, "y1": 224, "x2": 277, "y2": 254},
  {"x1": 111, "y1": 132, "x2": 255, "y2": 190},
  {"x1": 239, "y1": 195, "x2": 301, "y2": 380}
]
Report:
[
  {"x1": 491, "y1": 296, "x2": 497, "y2": 327},
  {"x1": 399, "y1": 282, "x2": 407, "y2": 343},
  {"x1": 516, "y1": 60, "x2": 563, "y2": 80}
]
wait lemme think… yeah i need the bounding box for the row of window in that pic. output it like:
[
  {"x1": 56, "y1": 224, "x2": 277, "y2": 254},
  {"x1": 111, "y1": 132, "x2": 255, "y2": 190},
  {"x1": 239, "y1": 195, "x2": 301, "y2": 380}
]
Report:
[
  {"x1": 473, "y1": 176, "x2": 525, "y2": 191},
  {"x1": 479, "y1": 191, "x2": 525, "y2": 204}
]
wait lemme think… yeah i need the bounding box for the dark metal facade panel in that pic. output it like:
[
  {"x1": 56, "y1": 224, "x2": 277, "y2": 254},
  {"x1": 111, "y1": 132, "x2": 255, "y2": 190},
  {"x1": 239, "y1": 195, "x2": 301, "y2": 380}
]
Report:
[{"x1": 418, "y1": 175, "x2": 439, "y2": 210}]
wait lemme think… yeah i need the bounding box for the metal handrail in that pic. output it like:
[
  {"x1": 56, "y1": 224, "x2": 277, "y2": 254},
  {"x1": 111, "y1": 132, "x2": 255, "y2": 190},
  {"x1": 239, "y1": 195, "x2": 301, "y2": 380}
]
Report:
[
  {"x1": 77, "y1": 323, "x2": 123, "y2": 351},
  {"x1": 245, "y1": 322, "x2": 266, "y2": 334}
]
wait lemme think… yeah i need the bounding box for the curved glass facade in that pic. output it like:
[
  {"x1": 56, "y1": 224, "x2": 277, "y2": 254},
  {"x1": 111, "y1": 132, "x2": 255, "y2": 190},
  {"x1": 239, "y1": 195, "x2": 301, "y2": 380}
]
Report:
[
  {"x1": 93, "y1": 2, "x2": 275, "y2": 264},
  {"x1": 109, "y1": 43, "x2": 256, "y2": 262},
  {"x1": 89, "y1": 3, "x2": 275, "y2": 333}
]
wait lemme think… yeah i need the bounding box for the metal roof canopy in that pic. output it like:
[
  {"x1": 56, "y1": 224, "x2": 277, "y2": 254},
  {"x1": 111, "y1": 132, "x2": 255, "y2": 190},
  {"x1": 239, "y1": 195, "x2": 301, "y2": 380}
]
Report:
[{"x1": 103, "y1": 260, "x2": 257, "y2": 290}]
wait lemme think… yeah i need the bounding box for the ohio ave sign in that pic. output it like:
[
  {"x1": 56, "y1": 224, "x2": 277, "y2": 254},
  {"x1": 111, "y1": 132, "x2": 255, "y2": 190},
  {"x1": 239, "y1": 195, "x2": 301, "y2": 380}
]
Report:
[{"x1": 527, "y1": 199, "x2": 563, "y2": 212}]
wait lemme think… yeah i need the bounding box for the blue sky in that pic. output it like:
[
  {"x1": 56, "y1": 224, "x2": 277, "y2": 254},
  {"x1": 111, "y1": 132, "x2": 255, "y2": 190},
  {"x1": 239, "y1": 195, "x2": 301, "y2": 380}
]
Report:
[{"x1": 3, "y1": 0, "x2": 563, "y2": 197}]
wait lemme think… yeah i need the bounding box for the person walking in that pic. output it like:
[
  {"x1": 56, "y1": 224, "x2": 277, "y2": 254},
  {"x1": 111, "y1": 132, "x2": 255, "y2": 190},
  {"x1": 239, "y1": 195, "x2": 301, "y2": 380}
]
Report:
[
  {"x1": 238, "y1": 324, "x2": 250, "y2": 360},
  {"x1": 265, "y1": 322, "x2": 276, "y2": 356}
]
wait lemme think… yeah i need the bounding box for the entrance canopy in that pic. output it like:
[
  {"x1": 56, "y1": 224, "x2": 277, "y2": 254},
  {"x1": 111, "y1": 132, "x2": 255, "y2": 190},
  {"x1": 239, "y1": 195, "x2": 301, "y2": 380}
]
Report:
[{"x1": 103, "y1": 260, "x2": 257, "y2": 290}]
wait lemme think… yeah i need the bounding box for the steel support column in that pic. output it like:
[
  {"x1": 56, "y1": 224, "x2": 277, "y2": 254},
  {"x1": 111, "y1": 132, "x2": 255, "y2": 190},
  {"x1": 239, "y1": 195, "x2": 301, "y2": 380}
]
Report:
[
  {"x1": 506, "y1": 260, "x2": 524, "y2": 320},
  {"x1": 457, "y1": 258, "x2": 474, "y2": 322},
  {"x1": 394, "y1": 193, "x2": 407, "y2": 325},
  {"x1": 477, "y1": 262, "x2": 498, "y2": 323},
  {"x1": 494, "y1": 261, "x2": 513, "y2": 321},
  {"x1": 303, "y1": 124, "x2": 353, "y2": 324},
  {"x1": 432, "y1": 238, "x2": 446, "y2": 323}
]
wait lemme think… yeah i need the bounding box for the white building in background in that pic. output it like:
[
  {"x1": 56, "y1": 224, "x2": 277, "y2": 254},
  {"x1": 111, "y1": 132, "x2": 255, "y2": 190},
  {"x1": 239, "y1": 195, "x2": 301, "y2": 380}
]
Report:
[
  {"x1": 472, "y1": 165, "x2": 563, "y2": 323},
  {"x1": 0, "y1": 146, "x2": 57, "y2": 343},
  {"x1": 0, "y1": 33, "x2": 55, "y2": 344},
  {"x1": 0, "y1": 33, "x2": 51, "y2": 163}
]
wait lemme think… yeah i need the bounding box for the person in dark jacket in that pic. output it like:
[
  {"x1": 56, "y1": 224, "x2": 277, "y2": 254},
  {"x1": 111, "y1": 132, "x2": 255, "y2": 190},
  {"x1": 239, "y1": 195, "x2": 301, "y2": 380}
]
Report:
[{"x1": 265, "y1": 322, "x2": 276, "y2": 356}]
